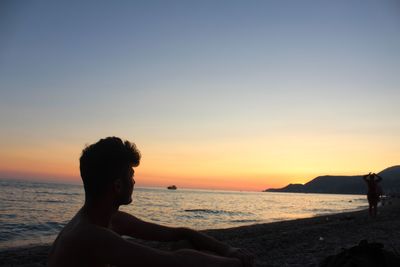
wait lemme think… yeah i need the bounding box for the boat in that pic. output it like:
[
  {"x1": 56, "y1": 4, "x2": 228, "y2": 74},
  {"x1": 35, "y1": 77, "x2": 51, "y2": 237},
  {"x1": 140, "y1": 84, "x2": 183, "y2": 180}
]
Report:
[{"x1": 167, "y1": 185, "x2": 177, "y2": 190}]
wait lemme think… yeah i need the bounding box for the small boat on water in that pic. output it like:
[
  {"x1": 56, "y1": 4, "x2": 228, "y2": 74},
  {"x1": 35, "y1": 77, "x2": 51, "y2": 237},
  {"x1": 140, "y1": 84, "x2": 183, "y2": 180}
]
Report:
[{"x1": 167, "y1": 185, "x2": 177, "y2": 190}]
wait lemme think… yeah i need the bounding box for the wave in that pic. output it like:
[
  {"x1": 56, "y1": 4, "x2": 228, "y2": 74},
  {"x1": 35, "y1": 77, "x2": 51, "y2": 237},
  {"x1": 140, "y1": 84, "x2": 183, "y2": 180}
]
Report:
[
  {"x1": 36, "y1": 199, "x2": 66, "y2": 203},
  {"x1": 35, "y1": 191, "x2": 81, "y2": 196},
  {"x1": 310, "y1": 208, "x2": 335, "y2": 213},
  {"x1": 0, "y1": 214, "x2": 17, "y2": 219},
  {"x1": 0, "y1": 221, "x2": 65, "y2": 240},
  {"x1": 230, "y1": 219, "x2": 259, "y2": 223},
  {"x1": 183, "y1": 209, "x2": 247, "y2": 216}
]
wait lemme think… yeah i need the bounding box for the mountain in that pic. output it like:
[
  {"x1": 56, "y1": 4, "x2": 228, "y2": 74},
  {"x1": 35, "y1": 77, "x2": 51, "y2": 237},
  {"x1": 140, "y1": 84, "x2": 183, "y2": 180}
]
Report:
[{"x1": 265, "y1": 165, "x2": 400, "y2": 195}]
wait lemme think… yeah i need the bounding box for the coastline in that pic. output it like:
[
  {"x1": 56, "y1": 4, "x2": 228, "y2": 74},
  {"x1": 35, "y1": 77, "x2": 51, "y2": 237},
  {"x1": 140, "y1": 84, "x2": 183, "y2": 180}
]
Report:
[{"x1": 1, "y1": 199, "x2": 399, "y2": 267}]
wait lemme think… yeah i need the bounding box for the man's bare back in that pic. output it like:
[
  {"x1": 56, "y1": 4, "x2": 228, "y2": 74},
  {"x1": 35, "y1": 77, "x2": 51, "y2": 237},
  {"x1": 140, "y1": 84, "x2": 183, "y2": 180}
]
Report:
[
  {"x1": 49, "y1": 208, "x2": 251, "y2": 267},
  {"x1": 48, "y1": 137, "x2": 254, "y2": 267},
  {"x1": 48, "y1": 209, "x2": 106, "y2": 267}
]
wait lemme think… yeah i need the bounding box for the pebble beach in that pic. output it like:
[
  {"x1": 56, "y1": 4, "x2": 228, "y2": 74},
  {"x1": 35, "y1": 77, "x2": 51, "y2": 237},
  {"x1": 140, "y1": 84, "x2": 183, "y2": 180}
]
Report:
[{"x1": 1, "y1": 198, "x2": 399, "y2": 267}]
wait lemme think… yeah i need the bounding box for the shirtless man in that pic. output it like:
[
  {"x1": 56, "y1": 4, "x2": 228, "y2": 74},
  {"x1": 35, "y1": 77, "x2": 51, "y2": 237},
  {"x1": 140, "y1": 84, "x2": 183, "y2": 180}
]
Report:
[
  {"x1": 48, "y1": 137, "x2": 253, "y2": 267},
  {"x1": 363, "y1": 172, "x2": 383, "y2": 217}
]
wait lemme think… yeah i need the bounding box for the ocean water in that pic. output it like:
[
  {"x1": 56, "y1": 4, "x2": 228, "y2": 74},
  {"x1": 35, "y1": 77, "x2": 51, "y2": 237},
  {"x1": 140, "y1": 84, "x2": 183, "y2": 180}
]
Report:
[{"x1": 0, "y1": 179, "x2": 368, "y2": 250}]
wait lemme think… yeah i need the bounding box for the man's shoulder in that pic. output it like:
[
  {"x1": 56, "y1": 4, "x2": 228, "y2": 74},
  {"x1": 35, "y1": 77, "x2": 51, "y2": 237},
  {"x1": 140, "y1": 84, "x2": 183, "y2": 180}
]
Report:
[
  {"x1": 48, "y1": 219, "x2": 93, "y2": 266},
  {"x1": 69, "y1": 218, "x2": 122, "y2": 245},
  {"x1": 83, "y1": 223, "x2": 122, "y2": 243},
  {"x1": 54, "y1": 215, "x2": 118, "y2": 249},
  {"x1": 49, "y1": 218, "x2": 123, "y2": 262}
]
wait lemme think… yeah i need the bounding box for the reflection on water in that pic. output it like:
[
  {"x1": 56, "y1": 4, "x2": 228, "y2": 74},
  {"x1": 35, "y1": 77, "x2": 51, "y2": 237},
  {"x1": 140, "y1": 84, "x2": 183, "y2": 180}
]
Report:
[{"x1": 0, "y1": 179, "x2": 368, "y2": 249}]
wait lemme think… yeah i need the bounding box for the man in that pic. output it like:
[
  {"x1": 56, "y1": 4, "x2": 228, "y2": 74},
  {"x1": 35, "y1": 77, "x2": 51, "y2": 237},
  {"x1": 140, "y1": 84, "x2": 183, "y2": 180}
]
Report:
[
  {"x1": 363, "y1": 172, "x2": 383, "y2": 217},
  {"x1": 48, "y1": 137, "x2": 254, "y2": 267}
]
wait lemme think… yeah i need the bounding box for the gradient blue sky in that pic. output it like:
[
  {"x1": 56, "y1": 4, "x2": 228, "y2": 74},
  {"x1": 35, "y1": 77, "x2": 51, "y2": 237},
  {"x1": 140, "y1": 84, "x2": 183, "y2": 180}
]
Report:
[{"x1": 0, "y1": 0, "x2": 399, "y2": 190}]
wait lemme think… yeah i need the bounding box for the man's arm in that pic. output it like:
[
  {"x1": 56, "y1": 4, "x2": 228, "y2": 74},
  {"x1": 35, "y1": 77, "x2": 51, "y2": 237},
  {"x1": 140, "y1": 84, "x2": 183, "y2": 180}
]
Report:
[
  {"x1": 177, "y1": 227, "x2": 254, "y2": 267},
  {"x1": 110, "y1": 211, "x2": 181, "y2": 241},
  {"x1": 363, "y1": 172, "x2": 371, "y2": 181},
  {"x1": 111, "y1": 211, "x2": 232, "y2": 254},
  {"x1": 86, "y1": 225, "x2": 241, "y2": 267},
  {"x1": 177, "y1": 227, "x2": 232, "y2": 255},
  {"x1": 375, "y1": 174, "x2": 383, "y2": 182},
  {"x1": 112, "y1": 211, "x2": 234, "y2": 253},
  {"x1": 111, "y1": 211, "x2": 254, "y2": 266}
]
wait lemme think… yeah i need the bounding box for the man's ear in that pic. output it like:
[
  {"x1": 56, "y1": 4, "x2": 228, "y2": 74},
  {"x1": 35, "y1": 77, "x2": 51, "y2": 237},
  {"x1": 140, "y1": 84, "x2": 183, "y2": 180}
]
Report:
[{"x1": 113, "y1": 179, "x2": 122, "y2": 193}]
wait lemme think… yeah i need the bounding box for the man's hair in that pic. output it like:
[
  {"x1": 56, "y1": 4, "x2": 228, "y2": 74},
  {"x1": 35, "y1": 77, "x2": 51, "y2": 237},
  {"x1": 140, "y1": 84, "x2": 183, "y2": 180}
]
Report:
[{"x1": 79, "y1": 137, "x2": 141, "y2": 198}]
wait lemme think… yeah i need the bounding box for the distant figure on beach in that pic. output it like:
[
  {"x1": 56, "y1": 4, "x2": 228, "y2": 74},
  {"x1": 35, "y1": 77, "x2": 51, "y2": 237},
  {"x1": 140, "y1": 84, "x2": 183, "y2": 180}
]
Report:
[
  {"x1": 363, "y1": 172, "x2": 383, "y2": 217},
  {"x1": 48, "y1": 137, "x2": 253, "y2": 267}
]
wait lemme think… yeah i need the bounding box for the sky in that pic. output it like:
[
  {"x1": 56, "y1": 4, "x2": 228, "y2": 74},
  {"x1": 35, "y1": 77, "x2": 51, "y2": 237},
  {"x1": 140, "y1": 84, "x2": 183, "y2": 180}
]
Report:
[{"x1": 0, "y1": 0, "x2": 399, "y2": 191}]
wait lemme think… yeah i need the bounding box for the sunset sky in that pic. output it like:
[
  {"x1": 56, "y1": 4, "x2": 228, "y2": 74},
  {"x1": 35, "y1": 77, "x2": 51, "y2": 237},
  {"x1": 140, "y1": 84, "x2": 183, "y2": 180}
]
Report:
[{"x1": 1, "y1": 1, "x2": 399, "y2": 191}]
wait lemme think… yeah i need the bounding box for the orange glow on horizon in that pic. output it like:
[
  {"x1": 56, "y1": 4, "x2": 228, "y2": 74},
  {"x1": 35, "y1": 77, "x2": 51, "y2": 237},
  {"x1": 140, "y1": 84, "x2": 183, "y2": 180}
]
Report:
[{"x1": 0, "y1": 133, "x2": 398, "y2": 191}]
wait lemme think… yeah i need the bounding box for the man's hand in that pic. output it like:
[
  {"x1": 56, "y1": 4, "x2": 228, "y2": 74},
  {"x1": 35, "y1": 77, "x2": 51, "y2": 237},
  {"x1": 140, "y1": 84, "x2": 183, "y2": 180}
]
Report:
[
  {"x1": 363, "y1": 172, "x2": 371, "y2": 180},
  {"x1": 224, "y1": 247, "x2": 254, "y2": 267}
]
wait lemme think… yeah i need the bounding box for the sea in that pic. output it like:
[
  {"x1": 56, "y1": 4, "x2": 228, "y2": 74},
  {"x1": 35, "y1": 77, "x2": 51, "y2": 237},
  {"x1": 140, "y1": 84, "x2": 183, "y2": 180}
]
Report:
[{"x1": 0, "y1": 179, "x2": 368, "y2": 250}]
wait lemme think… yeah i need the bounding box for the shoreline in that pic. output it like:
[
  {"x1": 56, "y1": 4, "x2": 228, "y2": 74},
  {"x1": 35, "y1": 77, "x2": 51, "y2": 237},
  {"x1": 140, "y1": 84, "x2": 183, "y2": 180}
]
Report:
[{"x1": 1, "y1": 199, "x2": 399, "y2": 267}]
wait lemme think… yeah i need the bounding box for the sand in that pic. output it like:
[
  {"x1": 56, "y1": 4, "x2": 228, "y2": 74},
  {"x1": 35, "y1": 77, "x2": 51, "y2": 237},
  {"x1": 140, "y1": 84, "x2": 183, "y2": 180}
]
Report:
[{"x1": 1, "y1": 198, "x2": 399, "y2": 267}]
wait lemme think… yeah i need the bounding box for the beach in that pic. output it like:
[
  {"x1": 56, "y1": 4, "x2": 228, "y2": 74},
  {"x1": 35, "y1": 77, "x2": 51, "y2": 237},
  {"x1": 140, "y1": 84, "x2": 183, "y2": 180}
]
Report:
[
  {"x1": 1, "y1": 198, "x2": 399, "y2": 267},
  {"x1": 3, "y1": 1, "x2": 399, "y2": 266}
]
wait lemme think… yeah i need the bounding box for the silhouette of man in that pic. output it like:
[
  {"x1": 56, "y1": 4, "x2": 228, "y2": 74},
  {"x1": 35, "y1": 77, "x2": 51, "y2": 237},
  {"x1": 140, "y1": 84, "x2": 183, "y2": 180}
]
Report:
[
  {"x1": 48, "y1": 137, "x2": 253, "y2": 267},
  {"x1": 363, "y1": 172, "x2": 383, "y2": 217}
]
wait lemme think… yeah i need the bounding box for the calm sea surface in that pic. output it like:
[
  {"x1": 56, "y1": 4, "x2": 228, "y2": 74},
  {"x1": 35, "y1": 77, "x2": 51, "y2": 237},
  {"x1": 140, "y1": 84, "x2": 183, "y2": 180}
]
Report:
[{"x1": 0, "y1": 179, "x2": 368, "y2": 250}]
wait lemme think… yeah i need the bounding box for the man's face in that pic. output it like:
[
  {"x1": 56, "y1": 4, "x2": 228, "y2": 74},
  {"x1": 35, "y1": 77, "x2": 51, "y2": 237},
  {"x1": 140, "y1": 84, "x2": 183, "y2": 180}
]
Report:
[{"x1": 115, "y1": 166, "x2": 135, "y2": 205}]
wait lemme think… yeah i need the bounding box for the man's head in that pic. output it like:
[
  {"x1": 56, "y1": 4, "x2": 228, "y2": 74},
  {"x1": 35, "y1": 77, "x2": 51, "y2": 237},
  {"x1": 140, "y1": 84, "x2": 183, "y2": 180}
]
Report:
[{"x1": 79, "y1": 137, "x2": 141, "y2": 205}]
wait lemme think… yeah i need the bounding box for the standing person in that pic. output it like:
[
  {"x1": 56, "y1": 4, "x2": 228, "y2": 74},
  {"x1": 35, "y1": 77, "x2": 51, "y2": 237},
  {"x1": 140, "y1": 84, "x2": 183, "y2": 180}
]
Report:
[
  {"x1": 363, "y1": 172, "x2": 383, "y2": 217},
  {"x1": 48, "y1": 137, "x2": 254, "y2": 267}
]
